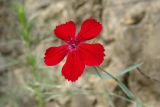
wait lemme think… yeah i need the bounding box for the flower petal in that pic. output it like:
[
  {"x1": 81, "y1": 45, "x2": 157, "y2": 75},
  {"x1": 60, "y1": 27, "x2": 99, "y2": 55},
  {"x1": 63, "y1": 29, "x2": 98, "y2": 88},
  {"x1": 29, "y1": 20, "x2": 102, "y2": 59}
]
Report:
[
  {"x1": 78, "y1": 43, "x2": 105, "y2": 66},
  {"x1": 44, "y1": 45, "x2": 68, "y2": 66},
  {"x1": 62, "y1": 51, "x2": 85, "y2": 82},
  {"x1": 76, "y1": 19, "x2": 102, "y2": 42},
  {"x1": 54, "y1": 21, "x2": 76, "y2": 42}
]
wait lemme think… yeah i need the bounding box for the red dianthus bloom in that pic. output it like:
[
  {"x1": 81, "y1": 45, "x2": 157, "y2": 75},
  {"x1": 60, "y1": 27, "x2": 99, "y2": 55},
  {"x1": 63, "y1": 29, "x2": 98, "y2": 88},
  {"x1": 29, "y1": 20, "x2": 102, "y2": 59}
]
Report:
[{"x1": 44, "y1": 19, "x2": 105, "y2": 82}]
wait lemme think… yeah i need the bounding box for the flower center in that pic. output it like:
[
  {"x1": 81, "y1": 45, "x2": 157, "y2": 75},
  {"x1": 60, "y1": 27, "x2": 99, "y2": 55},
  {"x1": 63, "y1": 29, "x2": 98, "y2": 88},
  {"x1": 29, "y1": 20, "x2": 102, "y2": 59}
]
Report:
[
  {"x1": 68, "y1": 39, "x2": 78, "y2": 50},
  {"x1": 70, "y1": 43, "x2": 76, "y2": 48}
]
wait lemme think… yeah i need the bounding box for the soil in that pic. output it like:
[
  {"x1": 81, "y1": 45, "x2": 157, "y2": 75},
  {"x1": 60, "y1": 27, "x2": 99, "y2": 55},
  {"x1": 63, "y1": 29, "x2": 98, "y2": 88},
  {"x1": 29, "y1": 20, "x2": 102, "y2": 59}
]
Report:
[{"x1": 1, "y1": 0, "x2": 160, "y2": 107}]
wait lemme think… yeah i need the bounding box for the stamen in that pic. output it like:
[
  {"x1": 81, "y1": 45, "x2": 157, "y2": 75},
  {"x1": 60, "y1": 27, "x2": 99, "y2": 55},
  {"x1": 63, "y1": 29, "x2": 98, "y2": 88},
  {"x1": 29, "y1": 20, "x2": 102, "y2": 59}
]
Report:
[{"x1": 68, "y1": 39, "x2": 78, "y2": 50}]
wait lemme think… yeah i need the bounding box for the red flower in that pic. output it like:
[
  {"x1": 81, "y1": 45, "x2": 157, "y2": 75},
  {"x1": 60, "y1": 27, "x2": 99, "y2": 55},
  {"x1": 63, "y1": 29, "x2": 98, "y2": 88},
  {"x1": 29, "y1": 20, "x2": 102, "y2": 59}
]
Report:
[{"x1": 44, "y1": 19, "x2": 105, "y2": 82}]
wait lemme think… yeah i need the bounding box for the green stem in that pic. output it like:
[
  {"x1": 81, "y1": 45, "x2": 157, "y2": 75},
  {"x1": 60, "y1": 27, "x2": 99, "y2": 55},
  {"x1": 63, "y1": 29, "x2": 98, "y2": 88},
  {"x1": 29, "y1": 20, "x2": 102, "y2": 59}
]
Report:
[
  {"x1": 34, "y1": 85, "x2": 45, "y2": 107},
  {"x1": 95, "y1": 66, "x2": 135, "y2": 100},
  {"x1": 16, "y1": 3, "x2": 45, "y2": 107},
  {"x1": 29, "y1": 54, "x2": 45, "y2": 107}
]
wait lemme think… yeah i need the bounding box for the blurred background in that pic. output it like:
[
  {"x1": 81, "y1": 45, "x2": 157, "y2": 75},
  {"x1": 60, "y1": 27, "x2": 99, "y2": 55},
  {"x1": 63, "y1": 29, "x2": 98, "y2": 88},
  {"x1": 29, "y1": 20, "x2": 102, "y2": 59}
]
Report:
[{"x1": 0, "y1": 0, "x2": 160, "y2": 107}]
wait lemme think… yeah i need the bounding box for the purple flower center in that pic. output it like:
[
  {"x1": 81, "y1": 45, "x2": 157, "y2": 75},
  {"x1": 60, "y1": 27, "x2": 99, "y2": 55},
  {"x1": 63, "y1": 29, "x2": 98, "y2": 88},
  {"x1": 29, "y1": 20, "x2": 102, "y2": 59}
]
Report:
[{"x1": 68, "y1": 39, "x2": 78, "y2": 51}]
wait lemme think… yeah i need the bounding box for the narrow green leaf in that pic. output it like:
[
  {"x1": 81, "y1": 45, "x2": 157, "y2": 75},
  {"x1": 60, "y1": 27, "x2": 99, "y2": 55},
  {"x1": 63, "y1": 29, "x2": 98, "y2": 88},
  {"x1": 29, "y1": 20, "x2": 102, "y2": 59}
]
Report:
[
  {"x1": 91, "y1": 67, "x2": 111, "y2": 79},
  {"x1": 96, "y1": 67, "x2": 135, "y2": 99},
  {"x1": 110, "y1": 92, "x2": 133, "y2": 103},
  {"x1": 24, "y1": 85, "x2": 35, "y2": 94},
  {"x1": 117, "y1": 80, "x2": 135, "y2": 99},
  {"x1": 118, "y1": 63, "x2": 142, "y2": 76},
  {"x1": 134, "y1": 99, "x2": 144, "y2": 107}
]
